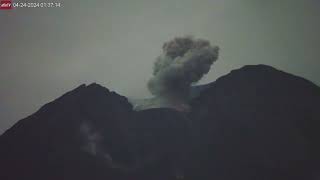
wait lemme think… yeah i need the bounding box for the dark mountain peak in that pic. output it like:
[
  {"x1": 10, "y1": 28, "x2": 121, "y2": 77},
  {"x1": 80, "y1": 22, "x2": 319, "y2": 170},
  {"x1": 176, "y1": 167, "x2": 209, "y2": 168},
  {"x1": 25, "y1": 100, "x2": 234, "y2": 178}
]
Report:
[
  {"x1": 191, "y1": 64, "x2": 287, "y2": 99},
  {"x1": 233, "y1": 64, "x2": 277, "y2": 71},
  {"x1": 221, "y1": 64, "x2": 317, "y2": 87},
  {"x1": 189, "y1": 64, "x2": 320, "y2": 180},
  {"x1": 192, "y1": 64, "x2": 319, "y2": 102},
  {"x1": 1, "y1": 83, "x2": 133, "y2": 136}
]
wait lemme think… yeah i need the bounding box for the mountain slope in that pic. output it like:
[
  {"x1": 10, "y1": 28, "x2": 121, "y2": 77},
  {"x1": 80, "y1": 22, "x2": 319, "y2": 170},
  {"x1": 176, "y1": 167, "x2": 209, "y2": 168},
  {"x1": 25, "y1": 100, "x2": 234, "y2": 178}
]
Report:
[
  {"x1": 189, "y1": 65, "x2": 320, "y2": 180},
  {"x1": 0, "y1": 83, "x2": 135, "y2": 180}
]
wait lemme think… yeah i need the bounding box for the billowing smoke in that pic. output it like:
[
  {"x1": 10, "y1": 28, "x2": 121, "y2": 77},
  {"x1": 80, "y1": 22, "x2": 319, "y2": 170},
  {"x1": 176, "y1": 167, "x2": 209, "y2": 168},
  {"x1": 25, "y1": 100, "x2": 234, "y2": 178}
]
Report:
[{"x1": 145, "y1": 36, "x2": 219, "y2": 111}]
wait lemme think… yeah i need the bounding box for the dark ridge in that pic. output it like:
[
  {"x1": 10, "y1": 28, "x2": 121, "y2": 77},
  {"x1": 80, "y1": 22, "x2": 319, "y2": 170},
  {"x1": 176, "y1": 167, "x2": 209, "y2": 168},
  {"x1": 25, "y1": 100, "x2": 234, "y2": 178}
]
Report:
[
  {"x1": 191, "y1": 64, "x2": 319, "y2": 100},
  {"x1": 0, "y1": 83, "x2": 135, "y2": 180},
  {"x1": 189, "y1": 64, "x2": 320, "y2": 180}
]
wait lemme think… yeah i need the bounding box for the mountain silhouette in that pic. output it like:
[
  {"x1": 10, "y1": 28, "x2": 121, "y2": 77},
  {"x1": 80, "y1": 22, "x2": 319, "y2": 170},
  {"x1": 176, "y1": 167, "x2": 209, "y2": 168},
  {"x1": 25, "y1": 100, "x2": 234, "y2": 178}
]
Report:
[{"x1": 0, "y1": 65, "x2": 319, "y2": 180}]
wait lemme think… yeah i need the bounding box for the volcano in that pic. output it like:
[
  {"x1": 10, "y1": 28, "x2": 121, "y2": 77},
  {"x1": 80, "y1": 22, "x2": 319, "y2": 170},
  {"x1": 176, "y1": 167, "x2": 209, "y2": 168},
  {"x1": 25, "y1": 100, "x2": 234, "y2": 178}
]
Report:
[{"x1": 0, "y1": 65, "x2": 320, "y2": 180}]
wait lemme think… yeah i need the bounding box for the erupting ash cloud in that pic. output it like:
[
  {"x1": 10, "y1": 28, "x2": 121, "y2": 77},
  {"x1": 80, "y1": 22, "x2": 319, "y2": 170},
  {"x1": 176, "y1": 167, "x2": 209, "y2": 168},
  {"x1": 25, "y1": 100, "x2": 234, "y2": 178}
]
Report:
[{"x1": 146, "y1": 36, "x2": 220, "y2": 111}]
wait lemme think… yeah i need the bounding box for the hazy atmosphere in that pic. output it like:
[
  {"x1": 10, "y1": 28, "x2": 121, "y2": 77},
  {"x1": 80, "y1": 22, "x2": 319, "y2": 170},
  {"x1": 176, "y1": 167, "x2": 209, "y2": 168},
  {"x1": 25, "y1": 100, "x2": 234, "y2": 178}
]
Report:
[{"x1": 1, "y1": 0, "x2": 320, "y2": 134}]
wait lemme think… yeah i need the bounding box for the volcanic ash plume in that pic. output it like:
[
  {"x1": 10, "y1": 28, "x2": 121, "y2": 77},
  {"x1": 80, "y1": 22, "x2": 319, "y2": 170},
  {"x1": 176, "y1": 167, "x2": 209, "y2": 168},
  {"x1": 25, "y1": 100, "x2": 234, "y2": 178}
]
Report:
[{"x1": 145, "y1": 36, "x2": 219, "y2": 111}]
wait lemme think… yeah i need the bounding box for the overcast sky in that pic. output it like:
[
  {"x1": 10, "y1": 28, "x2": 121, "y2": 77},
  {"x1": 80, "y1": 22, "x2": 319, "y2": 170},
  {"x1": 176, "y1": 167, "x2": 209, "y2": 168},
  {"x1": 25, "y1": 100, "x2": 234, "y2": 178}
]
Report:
[{"x1": 0, "y1": 0, "x2": 319, "y2": 134}]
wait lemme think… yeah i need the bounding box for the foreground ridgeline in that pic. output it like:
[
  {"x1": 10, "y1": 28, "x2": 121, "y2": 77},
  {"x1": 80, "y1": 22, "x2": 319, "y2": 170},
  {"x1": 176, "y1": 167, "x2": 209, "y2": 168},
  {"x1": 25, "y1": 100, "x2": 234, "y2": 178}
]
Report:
[{"x1": 0, "y1": 65, "x2": 320, "y2": 180}]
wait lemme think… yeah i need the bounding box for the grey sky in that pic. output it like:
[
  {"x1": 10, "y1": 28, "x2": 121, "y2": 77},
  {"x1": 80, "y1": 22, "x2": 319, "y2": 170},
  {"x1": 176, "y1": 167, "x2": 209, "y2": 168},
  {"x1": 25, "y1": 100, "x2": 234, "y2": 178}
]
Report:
[{"x1": 1, "y1": 0, "x2": 320, "y2": 134}]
